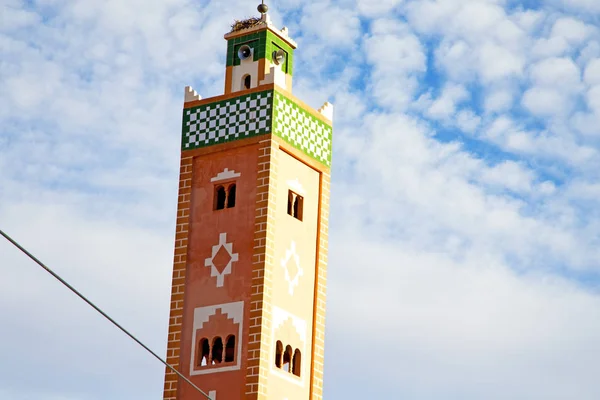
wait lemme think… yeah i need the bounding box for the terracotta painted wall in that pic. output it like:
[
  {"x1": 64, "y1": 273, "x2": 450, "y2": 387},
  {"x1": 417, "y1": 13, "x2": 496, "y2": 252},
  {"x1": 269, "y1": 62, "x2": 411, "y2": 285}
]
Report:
[{"x1": 177, "y1": 143, "x2": 261, "y2": 399}]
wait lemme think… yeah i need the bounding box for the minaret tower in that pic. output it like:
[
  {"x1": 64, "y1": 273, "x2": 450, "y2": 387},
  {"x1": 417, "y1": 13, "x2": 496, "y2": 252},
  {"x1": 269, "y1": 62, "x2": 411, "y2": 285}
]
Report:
[{"x1": 163, "y1": 3, "x2": 333, "y2": 400}]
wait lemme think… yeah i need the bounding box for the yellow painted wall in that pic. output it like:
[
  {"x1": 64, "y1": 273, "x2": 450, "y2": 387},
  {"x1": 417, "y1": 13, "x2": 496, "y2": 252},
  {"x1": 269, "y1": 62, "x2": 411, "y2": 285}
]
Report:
[{"x1": 267, "y1": 149, "x2": 320, "y2": 399}]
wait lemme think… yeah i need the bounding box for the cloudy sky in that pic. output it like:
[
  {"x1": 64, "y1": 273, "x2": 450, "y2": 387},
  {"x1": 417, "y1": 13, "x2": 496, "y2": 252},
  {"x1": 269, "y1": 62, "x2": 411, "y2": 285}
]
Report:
[{"x1": 2, "y1": 0, "x2": 600, "y2": 398}]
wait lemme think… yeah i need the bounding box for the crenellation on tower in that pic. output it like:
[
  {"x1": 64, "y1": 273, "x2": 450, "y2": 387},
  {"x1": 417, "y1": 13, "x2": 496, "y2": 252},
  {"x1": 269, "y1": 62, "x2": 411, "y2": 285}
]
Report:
[{"x1": 164, "y1": 4, "x2": 332, "y2": 400}]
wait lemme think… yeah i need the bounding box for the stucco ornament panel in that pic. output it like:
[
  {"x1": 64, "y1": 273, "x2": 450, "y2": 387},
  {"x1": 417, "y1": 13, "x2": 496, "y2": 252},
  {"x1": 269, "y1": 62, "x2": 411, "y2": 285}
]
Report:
[
  {"x1": 204, "y1": 233, "x2": 239, "y2": 287},
  {"x1": 280, "y1": 241, "x2": 303, "y2": 295}
]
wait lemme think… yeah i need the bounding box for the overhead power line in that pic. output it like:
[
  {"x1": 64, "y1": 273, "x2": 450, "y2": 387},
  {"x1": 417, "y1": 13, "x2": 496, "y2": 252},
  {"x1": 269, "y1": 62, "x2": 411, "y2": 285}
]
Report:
[{"x1": 0, "y1": 228, "x2": 212, "y2": 400}]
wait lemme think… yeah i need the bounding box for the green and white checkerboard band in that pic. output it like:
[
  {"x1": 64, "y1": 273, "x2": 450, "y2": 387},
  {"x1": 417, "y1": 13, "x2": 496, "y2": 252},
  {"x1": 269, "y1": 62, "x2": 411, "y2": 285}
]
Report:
[
  {"x1": 272, "y1": 92, "x2": 332, "y2": 167},
  {"x1": 182, "y1": 91, "x2": 273, "y2": 150},
  {"x1": 181, "y1": 89, "x2": 332, "y2": 167}
]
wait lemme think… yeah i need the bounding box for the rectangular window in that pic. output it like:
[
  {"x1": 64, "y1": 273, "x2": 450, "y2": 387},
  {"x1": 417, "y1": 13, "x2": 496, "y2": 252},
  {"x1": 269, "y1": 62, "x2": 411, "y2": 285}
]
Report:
[
  {"x1": 287, "y1": 190, "x2": 303, "y2": 221},
  {"x1": 214, "y1": 183, "x2": 237, "y2": 210}
]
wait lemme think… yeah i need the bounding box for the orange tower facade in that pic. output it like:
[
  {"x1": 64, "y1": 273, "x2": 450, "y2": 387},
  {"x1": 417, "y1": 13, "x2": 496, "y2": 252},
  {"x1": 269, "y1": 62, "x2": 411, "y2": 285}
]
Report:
[{"x1": 163, "y1": 7, "x2": 333, "y2": 400}]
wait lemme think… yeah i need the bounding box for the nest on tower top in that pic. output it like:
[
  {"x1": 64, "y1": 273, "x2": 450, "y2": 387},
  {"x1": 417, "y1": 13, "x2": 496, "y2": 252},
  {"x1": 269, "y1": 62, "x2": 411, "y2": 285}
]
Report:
[{"x1": 230, "y1": 17, "x2": 263, "y2": 33}]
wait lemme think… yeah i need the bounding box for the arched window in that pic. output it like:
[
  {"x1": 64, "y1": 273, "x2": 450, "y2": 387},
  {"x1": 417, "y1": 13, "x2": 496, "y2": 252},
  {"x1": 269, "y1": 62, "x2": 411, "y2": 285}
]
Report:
[
  {"x1": 198, "y1": 338, "x2": 210, "y2": 367},
  {"x1": 215, "y1": 186, "x2": 226, "y2": 210},
  {"x1": 243, "y1": 75, "x2": 251, "y2": 90},
  {"x1": 292, "y1": 349, "x2": 301, "y2": 377},
  {"x1": 282, "y1": 345, "x2": 293, "y2": 372},
  {"x1": 275, "y1": 340, "x2": 283, "y2": 368},
  {"x1": 212, "y1": 337, "x2": 223, "y2": 364},
  {"x1": 227, "y1": 184, "x2": 236, "y2": 208},
  {"x1": 225, "y1": 335, "x2": 236, "y2": 363}
]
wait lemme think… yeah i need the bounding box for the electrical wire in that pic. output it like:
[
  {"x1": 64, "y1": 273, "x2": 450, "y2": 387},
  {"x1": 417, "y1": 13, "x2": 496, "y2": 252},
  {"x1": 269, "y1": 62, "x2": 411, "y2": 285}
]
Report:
[{"x1": 0, "y1": 228, "x2": 213, "y2": 400}]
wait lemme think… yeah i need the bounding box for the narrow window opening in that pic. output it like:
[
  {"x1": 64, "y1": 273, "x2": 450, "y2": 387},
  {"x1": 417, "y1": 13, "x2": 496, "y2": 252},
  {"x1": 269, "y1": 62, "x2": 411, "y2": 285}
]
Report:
[
  {"x1": 198, "y1": 338, "x2": 210, "y2": 367},
  {"x1": 282, "y1": 345, "x2": 293, "y2": 372},
  {"x1": 212, "y1": 337, "x2": 223, "y2": 364},
  {"x1": 225, "y1": 335, "x2": 236, "y2": 363},
  {"x1": 287, "y1": 190, "x2": 303, "y2": 221},
  {"x1": 215, "y1": 186, "x2": 226, "y2": 210},
  {"x1": 292, "y1": 349, "x2": 302, "y2": 377},
  {"x1": 275, "y1": 340, "x2": 283, "y2": 368},
  {"x1": 293, "y1": 195, "x2": 303, "y2": 220},
  {"x1": 227, "y1": 184, "x2": 236, "y2": 208},
  {"x1": 287, "y1": 191, "x2": 294, "y2": 215},
  {"x1": 243, "y1": 75, "x2": 251, "y2": 90}
]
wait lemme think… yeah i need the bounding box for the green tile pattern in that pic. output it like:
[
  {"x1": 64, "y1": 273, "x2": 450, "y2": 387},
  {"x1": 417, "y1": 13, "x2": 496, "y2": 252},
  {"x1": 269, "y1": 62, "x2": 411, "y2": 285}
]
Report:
[
  {"x1": 226, "y1": 30, "x2": 294, "y2": 75},
  {"x1": 272, "y1": 92, "x2": 333, "y2": 167},
  {"x1": 181, "y1": 89, "x2": 333, "y2": 167},
  {"x1": 182, "y1": 91, "x2": 273, "y2": 150}
]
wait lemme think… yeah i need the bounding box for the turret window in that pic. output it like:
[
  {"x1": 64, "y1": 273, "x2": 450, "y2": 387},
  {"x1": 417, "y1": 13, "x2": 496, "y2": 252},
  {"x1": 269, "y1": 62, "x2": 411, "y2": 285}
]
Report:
[
  {"x1": 274, "y1": 340, "x2": 301, "y2": 378},
  {"x1": 214, "y1": 183, "x2": 237, "y2": 210},
  {"x1": 243, "y1": 74, "x2": 251, "y2": 90},
  {"x1": 287, "y1": 190, "x2": 303, "y2": 221}
]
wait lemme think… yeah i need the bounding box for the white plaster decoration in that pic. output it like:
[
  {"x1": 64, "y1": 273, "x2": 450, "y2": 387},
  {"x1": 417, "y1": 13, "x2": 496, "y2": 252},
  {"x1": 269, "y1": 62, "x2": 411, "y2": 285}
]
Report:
[
  {"x1": 286, "y1": 178, "x2": 305, "y2": 196},
  {"x1": 260, "y1": 64, "x2": 287, "y2": 90},
  {"x1": 184, "y1": 86, "x2": 202, "y2": 103},
  {"x1": 281, "y1": 27, "x2": 289, "y2": 36},
  {"x1": 318, "y1": 101, "x2": 334, "y2": 121},
  {"x1": 272, "y1": 306, "x2": 307, "y2": 343},
  {"x1": 280, "y1": 241, "x2": 303, "y2": 295},
  {"x1": 261, "y1": 12, "x2": 272, "y2": 26},
  {"x1": 190, "y1": 302, "x2": 244, "y2": 376},
  {"x1": 210, "y1": 168, "x2": 241, "y2": 183},
  {"x1": 204, "y1": 233, "x2": 239, "y2": 287},
  {"x1": 208, "y1": 391, "x2": 217, "y2": 399}
]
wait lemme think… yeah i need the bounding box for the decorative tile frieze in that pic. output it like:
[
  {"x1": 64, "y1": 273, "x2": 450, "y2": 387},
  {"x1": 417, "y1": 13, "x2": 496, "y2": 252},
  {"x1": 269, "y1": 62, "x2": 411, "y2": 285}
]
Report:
[
  {"x1": 181, "y1": 89, "x2": 333, "y2": 167},
  {"x1": 182, "y1": 91, "x2": 273, "y2": 150}
]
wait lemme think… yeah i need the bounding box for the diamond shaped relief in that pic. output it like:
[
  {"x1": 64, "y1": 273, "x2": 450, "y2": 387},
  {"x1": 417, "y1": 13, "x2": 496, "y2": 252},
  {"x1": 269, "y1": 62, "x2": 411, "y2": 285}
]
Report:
[
  {"x1": 204, "y1": 233, "x2": 239, "y2": 287},
  {"x1": 212, "y1": 246, "x2": 232, "y2": 275},
  {"x1": 280, "y1": 241, "x2": 303, "y2": 296}
]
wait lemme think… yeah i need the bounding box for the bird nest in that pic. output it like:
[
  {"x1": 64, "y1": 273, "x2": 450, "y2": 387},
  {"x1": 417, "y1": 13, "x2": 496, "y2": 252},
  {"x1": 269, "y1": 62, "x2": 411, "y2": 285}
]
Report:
[{"x1": 230, "y1": 17, "x2": 263, "y2": 33}]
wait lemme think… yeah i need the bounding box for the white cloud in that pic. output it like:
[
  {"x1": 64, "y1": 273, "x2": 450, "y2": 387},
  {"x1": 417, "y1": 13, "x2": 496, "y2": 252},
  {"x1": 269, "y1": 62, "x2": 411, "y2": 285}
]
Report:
[
  {"x1": 584, "y1": 58, "x2": 600, "y2": 85},
  {"x1": 530, "y1": 57, "x2": 581, "y2": 89},
  {"x1": 299, "y1": 1, "x2": 361, "y2": 46},
  {"x1": 425, "y1": 83, "x2": 470, "y2": 121},
  {"x1": 355, "y1": 0, "x2": 403, "y2": 17},
  {"x1": 364, "y1": 20, "x2": 426, "y2": 109},
  {"x1": 484, "y1": 88, "x2": 514, "y2": 113},
  {"x1": 550, "y1": 17, "x2": 594, "y2": 45},
  {"x1": 456, "y1": 109, "x2": 482, "y2": 133}
]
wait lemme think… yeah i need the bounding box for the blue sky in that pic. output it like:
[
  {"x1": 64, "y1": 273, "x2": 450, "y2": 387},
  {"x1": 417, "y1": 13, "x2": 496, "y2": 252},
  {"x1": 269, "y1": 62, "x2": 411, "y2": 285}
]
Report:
[{"x1": 2, "y1": 0, "x2": 600, "y2": 398}]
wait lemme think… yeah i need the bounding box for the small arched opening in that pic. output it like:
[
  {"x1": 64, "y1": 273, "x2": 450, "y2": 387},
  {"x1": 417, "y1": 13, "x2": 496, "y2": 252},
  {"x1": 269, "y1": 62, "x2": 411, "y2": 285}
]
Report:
[
  {"x1": 292, "y1": 349, "x2": 302, "y2": 377},
  {"x1": 198, "y1": 338, "x2": 210, "y2": 367},
  {"x1": 227, "y1": 184, "x2": 237, "y2": 208},
  {"x1": 225, "y1": 335, "x2": 236, "y2": 363},
  {"x1": 243, "y1": 74, "x2": 252, "y2": 90},
  {"x1": 215, "y1": 185, "x2": 226, "y2": 210},
  {"x1": 275, "y1": 340, "x2": 283, "y2": 368},
  {"x1": 212, "y1": 337, "x2": 223, "y2": 364},
  {"x1": 283, "y1": 345, "x2": 293, "y2": 372}
]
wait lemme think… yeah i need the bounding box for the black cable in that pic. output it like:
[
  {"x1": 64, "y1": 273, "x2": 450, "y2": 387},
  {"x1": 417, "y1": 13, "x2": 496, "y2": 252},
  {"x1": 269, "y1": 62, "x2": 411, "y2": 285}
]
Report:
[{"x1": 0, "y1": 228, "x2": 212, "y2": 400}]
